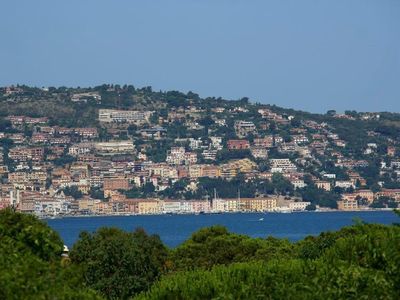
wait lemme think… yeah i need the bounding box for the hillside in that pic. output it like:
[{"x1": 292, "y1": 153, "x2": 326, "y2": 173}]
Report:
[{"x1": 1, "y1": 84, "x2": 400, "y2": 213}]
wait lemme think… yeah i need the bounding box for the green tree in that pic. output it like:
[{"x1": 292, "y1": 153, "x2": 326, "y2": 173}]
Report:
[
  {"x1": 70, "y1": 227, "x2": 168, "y2": 299},
  {"x1": 62, "y1": 186, "x2": 83, "y2": 199},
  {"x1": 0, "y1": 209, "x2": 101, "y2": 299},
  {"x1": 170, "y1": 226, "x2": 295, "y2": 271}
]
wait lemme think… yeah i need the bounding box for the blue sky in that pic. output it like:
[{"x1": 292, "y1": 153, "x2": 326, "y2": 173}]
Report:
[{"x1": 1, "y1": 0, "x2": 399, "y2": 113}]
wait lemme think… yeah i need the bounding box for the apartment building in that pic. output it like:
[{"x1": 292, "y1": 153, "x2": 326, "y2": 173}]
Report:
[
  {"x1": 234, "y1": 121, "x2": 256, "y2": 138},
  {"x1": 103, "y1": 177, "x2": 130, "y2": 191},
  {"x1": 338, "y1": 198, "x2": 358, "y2": 210},
  {"x1": 201, "y1": 165, "x2": 220, "y2": 178},
  {"x1": 8, "y1": 147, "x2": 44, "y2": 162},
  {"x1": 239, "y1": 197, "x2": 277, "y2": 212},
  {"x1": 289, "y1": 201, "x2": 311, "y2": 211},
  {"x1": 254, "y1": 137, "x2": 274, "y2": 148},
  {"x1": 166, "y1": 147, "x2": 197, "y2": 165},
  {"x1": 270, "y1": 159, "x2": 297, "y2": 173},
  {"x1": 99, "y1": 109, "x2": 152, "y2": 124}
]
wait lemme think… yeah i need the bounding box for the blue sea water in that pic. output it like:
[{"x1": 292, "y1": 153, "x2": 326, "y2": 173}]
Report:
[{"x1": 46, "y1": 211, "x2": 399, "y2": 248}]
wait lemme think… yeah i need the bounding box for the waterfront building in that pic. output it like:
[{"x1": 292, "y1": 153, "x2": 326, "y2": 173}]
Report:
[
  {"x1": 338, "y1": 198, "x2": 358, "y2": 211},
  {"x1": 138, "y1": 199, "x2": 162, "y2": 215},
  {"x1": 289, "y1": 201, "x2": 311, "y2": 211}
]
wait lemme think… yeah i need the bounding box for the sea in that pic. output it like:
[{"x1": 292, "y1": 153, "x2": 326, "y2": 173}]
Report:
[{"x1": 47, "y1": 211, "x2": 399, "y2": 248}]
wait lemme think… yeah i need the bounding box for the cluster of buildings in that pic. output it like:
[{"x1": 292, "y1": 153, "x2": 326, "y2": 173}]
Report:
[
  {"x1": 1, "y1": 86, "x2": 400, "y2": 217},
  {"x1": 1, "y1": 188, "x2": 311, "y2": 217}
]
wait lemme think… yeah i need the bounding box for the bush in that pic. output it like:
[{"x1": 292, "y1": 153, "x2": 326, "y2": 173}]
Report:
[
  {"x1": 136, "y1": 259, "x2": 396, "y2": 300},
  {"x1": 170, "y1": 226, "x2": 295, "y2": 271},
  {"x1": 137, "y1": 223, "x2": 400, "y2": 300}
]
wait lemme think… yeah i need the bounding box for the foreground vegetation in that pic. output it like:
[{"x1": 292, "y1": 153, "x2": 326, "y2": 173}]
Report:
[{"x1": 0, "y1": 208, "x2": 399, "y2": 299}]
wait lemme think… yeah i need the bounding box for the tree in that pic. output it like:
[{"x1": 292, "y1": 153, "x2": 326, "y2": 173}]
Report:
[
  {"x1": 305, "y1": 203, "x2": 316, "y2": 211},
  {"x1": 170, "y1": 226, "x2": 295, "y2": 271},
  {"x1": 70, "y1": 227, "x2": 167, "y2": 299},
  {"x1": 0, "y1": 208, "x2": 63, "y2": 260},
  {"x1": 0, "y1": 209, "x2": 100, "y2": 299},
  {"x1": 142, "y1": 182, "x2": 156, "y2": 194},
  {"x1": 138, "y1": 223, "x2": 400, "y2": 300},
  {"x1": 326, "y1": 110, "x2": 336, "y2": 116},
  {"x1": 271, "y1": 173, "x2": 294, "y2": 195},
  {"x1": 62, "y1": 186, "x2": 83, "y2": 200}
]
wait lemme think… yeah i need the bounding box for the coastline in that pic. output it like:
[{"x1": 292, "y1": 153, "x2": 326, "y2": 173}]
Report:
[{"x1": 41, "y1": 207, "x2": 396, "y2": 220}]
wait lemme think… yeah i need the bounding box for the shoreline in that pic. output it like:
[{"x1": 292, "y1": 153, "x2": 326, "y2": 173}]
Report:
[{"x1": 42, "y1": 208, "x2": 397, "y2": 220}]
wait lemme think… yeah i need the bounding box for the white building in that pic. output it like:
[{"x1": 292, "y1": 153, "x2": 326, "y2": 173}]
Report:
[
  {"x1": 211, "y1": 198, "x2": 226, "y2": 212},
  {"x1": 94, "y1": 141, "x2": 135, "y2": 154},
  {"x1": 289, "y1": 201, "x2": 311, "y2": 211},
  {"x1": 270, "y1": 159, "x2": 297, "y2": 173},
  {"x1": 98, "y1": 109, "x2": 152, "y2": 125},
  {"x1": 202, "y1": 149, "x2": 218, "y2": 161},
  {"x1": 335, "y1": 180, "x2": 355, "y2": 189},
  {"x1": 234, "y1": 121, "x2": 256, "y2": 138},
  {"x1": 163, "y1": 200, "x2": 181, "y2": 214}
]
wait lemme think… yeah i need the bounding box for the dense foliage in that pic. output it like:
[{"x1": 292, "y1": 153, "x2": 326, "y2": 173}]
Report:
[
  {"x1": 138, "y1": 221, "x2": 400, "y2": 299},
  {"x1": 1, "y1": 208, "x2": 399, "y2": 299},
  {"x1": 70, "y1": 227, "x2": 168, "y2": 299},
  {"x1": 170, "y1": 226, "x2": 294, "y2": 271},
  {"x1": 0, "y1": 209, "x2": 100, "y2": 299}
]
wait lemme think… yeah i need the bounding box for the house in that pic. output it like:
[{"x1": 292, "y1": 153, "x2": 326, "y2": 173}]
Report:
[
  {"x1": 291, "y1": 179, "x2": 306, "y2": 189},
  {"x1": 292, "y1": 135, "x2": 309, "y2": 144},
  {"x1": 375, "y1": 189, "x2": 400, "y2": 202},
  {"x1": 315, "y1": 180, "x2": 331, "y2": 191},
  {"x1": 355, "y1": 189, "x2": 374, "y2": 203},
  {"x1": 71, "y1": 92, "x2": 101, "y2": 103},
  {"x1": 227, "y1": 140, "x2": 250, "y2": 150},
  {"x1": 209, "y1": 136, "x2": 223, "y2": 150},
  {"x1": 139, "y1": 126, "x2": 167, "y2": 139},
  {"x1": 254, "y1": 137, "x2": 274, "y2": 148},
  {"x1": 234, "y1": 121, "x2": 256, "y2": 138},
  {"x1": 387, "y1": 146, "x2": 396, "y2": 157},
  {"x1": 75, "y1": 128, "x2": 99, "y2": 139},
  {"x1": 251, "y1": 147, "x2": 268, "y2": 159}
]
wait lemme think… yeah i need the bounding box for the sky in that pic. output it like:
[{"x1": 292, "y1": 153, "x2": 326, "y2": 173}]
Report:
[{"x1": 1, "y1": 0, "x2": 399, "y2": 113}]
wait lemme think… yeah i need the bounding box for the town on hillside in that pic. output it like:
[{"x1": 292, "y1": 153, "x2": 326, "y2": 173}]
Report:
[{"x1": 0, "y1": 84, "x2": 399, "y2": 217}]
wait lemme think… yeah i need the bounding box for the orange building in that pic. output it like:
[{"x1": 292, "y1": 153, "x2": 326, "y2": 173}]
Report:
[
  {"x1": 227, "y1": 140, "x2": 250, "y2": 150},
  {"x1": 103, "y1": 177, "x2": 130, "y2": 191}
]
